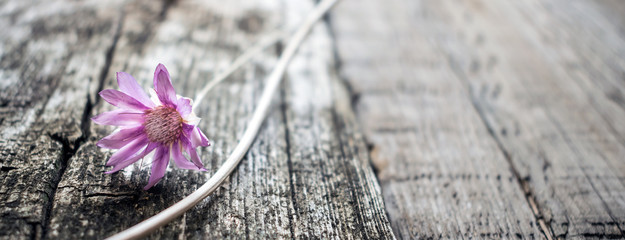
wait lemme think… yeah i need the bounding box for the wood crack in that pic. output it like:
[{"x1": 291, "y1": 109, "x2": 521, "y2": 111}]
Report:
[
  {"x1": 323, "y1": 16, "x2": 360, "y2": 112},
  {"x1": 324, "y1": 11, "x2": 396, "y2": 239},
  {"x1": 159, "y1": 0, "x2": 176, "y2": 21},
  {"x1": 447, "y1": 56, "x2": 556, "y2": 240},
  {"x1": 93, "y1": 12, "x2": 124, "y2": 107},
  {"x1": 40, "y1": 11, "x2": 125, "y2": 239},
  {"x1": 0, "y1": 166, "x2": 18, "y2": 171},
  {"x1": 280, "y1": 77, "x2": 298, "y2": 239},
  {"x1": 330, "y1": 109, "x2": 368, "y2": 239},
  {"x1": 41, "y1": 133, "x2": 81, "y2": 239},
  {"x1": 83, "y1": 192, "x2": 136, "y2": 198},
  {"x1": 473, "y1": 98, "x2": 555, "y2": 240},
  {"x1": 543, "y1": 110, "x2": 625, "y2": 238}
]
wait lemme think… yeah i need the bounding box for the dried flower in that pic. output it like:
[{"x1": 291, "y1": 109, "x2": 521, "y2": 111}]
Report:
[{"x1": 92, "y1": 64, "x2": 210, "y2": 189}]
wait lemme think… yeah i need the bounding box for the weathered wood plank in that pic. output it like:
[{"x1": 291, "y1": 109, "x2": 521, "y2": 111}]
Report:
[
  {"x1": 329, "y1": 0, "x2": 544, "y2": 239},
  {"x1": 9, "y1": 0, "x2": 625, "y2": 239},
  {"x1": 41, "y1": 0, "x2": 394, "y2": 239},
  {"x1": 331, "y1": 0, "x2": 625, "y2": 239},
  {"x1": 0, "y1": 0, "x2": 123, "y2": 238},
  {"x1": 431, "y1": 0, "x2": 625, "y2": 238}
]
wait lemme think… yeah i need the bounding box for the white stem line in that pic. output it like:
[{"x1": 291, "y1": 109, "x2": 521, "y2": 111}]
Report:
[
  {"x1": 192, "y1": 31, "x2": 284, "y2": 109},
  {"x1": 106, "y1": 0, "x2": 339, "y2": 239}
]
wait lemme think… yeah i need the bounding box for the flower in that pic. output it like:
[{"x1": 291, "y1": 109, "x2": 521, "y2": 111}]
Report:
[{"x1": 92, "y1": 64, "x2": 211, "y2": 190}]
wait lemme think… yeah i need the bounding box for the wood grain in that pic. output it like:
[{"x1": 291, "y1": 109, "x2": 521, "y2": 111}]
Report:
[
  {"x1": 432, "y1": 0, "x2": 625, "y2": 238},
  {"x1": 330, "y1": 0, "x2": 625, "y2": 239},
  {"x1": 0, "y1": 0, "x2": 123, "y2": 238},
  {"x1": 0, "y1": 0, "x2": 395, "y2": 239},
  {"x1": 329, "y1": 0, "x2": 548, "y2": 239},
  {"x1": 3, "y1": 0, "x2": 625, "y2": 239}
]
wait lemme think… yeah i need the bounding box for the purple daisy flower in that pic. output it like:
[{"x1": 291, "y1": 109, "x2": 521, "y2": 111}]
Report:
[{"x1": 92, "y1": 64, "x2": 211, "y2": 190}]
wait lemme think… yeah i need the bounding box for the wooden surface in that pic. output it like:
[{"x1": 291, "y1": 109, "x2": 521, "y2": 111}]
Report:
[
  {"x1": 1, "y1": 0, "x2": 625, "y2": 239},
  {"x1": 330, "y1": 0, "x2": 542, "y2": 239},
  {"x1": 330, "y1": 0, "x2": 625, "y2": 239},
  {"x1": 0, "y1": 0, "x2": 393, "y2": 239}
]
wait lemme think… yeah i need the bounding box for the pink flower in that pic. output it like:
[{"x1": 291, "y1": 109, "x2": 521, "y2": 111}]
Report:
[{"x1": 92, "y1": 64, "x2": 210, "y2": 190}]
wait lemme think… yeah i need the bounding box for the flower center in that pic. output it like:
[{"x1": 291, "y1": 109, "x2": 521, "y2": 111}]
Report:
[{"x1": 143, "y1": 106, "x2": 183, "y2": 145}]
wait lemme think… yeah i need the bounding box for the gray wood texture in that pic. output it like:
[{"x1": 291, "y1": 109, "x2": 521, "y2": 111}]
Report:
[
  {"x1": 0, "y1": 0, "x2": 393, "y2": 239},
  {"x1": 2, "y1": 0, "x2": 625, "y2": 239},
  {"x1": 330, "y1": 0, "x2": 625, "y2": 239},
  {"x1": 330, "y1": 0, "x2": 543, "y2": 239},
  {"x1": 0, "y1": 0, "x2": 123, "y2": 238}
]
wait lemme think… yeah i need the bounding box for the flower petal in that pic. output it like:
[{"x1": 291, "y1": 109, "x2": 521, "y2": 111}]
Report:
[
  {"x1": 176, "y1": 97, "x2": 192, "y2": 117},
  {"x1": 183, "y1": 111, "x2": 201, "y2": 126},
  {"x1": 117, "y1": 72, "x2": 155, "y2": 108},
  {"x1": 97, "y1": 126, "x2": 145, "y2": 149},
  {"x1": 99, "y1": 89, "x2": 150, "y2": 111},
  {"x1": 106, "y1": 142, "x2": 158, "y2": 174},
  {"x1": 153, "y1": 64, "x2": 177, "y2": 107},
  {"x1": 91, "y1": 109, "x2": 144, "y2": 127},
  {"x1": 182, "y1": 137, "x2": 205, "y2": 169},
  {"x1": 171, "y1": 141, "x2": 205, "y2": 170},
  {"x1": 105, "y1": 136, "x2": 149, "y2": 167},
  {"x1": 191, "y1": 126, "x2": 210, "y2": 147},
  {"x1": 182, "y1": 123, "x2": 194, "y2": 138},
  {"x1": 144, "y1": 146, "x2": 170, "y2": 190},
  {"x1": 147, "y1": 88, "x2": 164, "y2": 107}
]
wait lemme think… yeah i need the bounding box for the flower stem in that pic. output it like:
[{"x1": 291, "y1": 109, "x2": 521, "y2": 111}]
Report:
[
  {"x1": 192, "y1": 31, "x2": 284, "y2": 109},
  {"x1": 106, "y1": 0, "x2": 339, "y2": 239}
]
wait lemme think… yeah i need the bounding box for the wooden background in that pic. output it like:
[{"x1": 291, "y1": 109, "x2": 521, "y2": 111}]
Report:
[{"x1": 1, "y1": 0, "x2": 625, "y2": 239}]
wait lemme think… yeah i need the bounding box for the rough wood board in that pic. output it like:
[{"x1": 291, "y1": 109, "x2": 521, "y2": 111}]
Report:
[
  {"x1": 0, "y1": 0, "x2": 123, "y2": 238},
  {"x1": 6, "y1": 0, "x2": 625, "y2": 239},
  {"x1": 0, "y1": 0, "x2": 396, "y2": 239},
  {"x1": 429, "y1": 0, "x2": 625, "y2": 238},
  {"x1": 329, "y1": 0, "x2": 548, "y2": 239},
  {"x1": 330, "y1": 0, "x2": 625, "y2": 239}
]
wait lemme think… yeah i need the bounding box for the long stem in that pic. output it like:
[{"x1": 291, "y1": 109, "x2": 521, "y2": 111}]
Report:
[
  {"x1": 106, "y1": 0, "x2": 338, "y2": 239},
  {"x1": 192, "y1": 31, "x2": 284, "y2": 109}
]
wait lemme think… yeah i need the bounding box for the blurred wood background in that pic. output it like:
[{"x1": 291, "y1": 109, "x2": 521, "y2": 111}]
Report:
[{"x1": 1, "y1": 0, "x2": 625, "y2": 239}]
